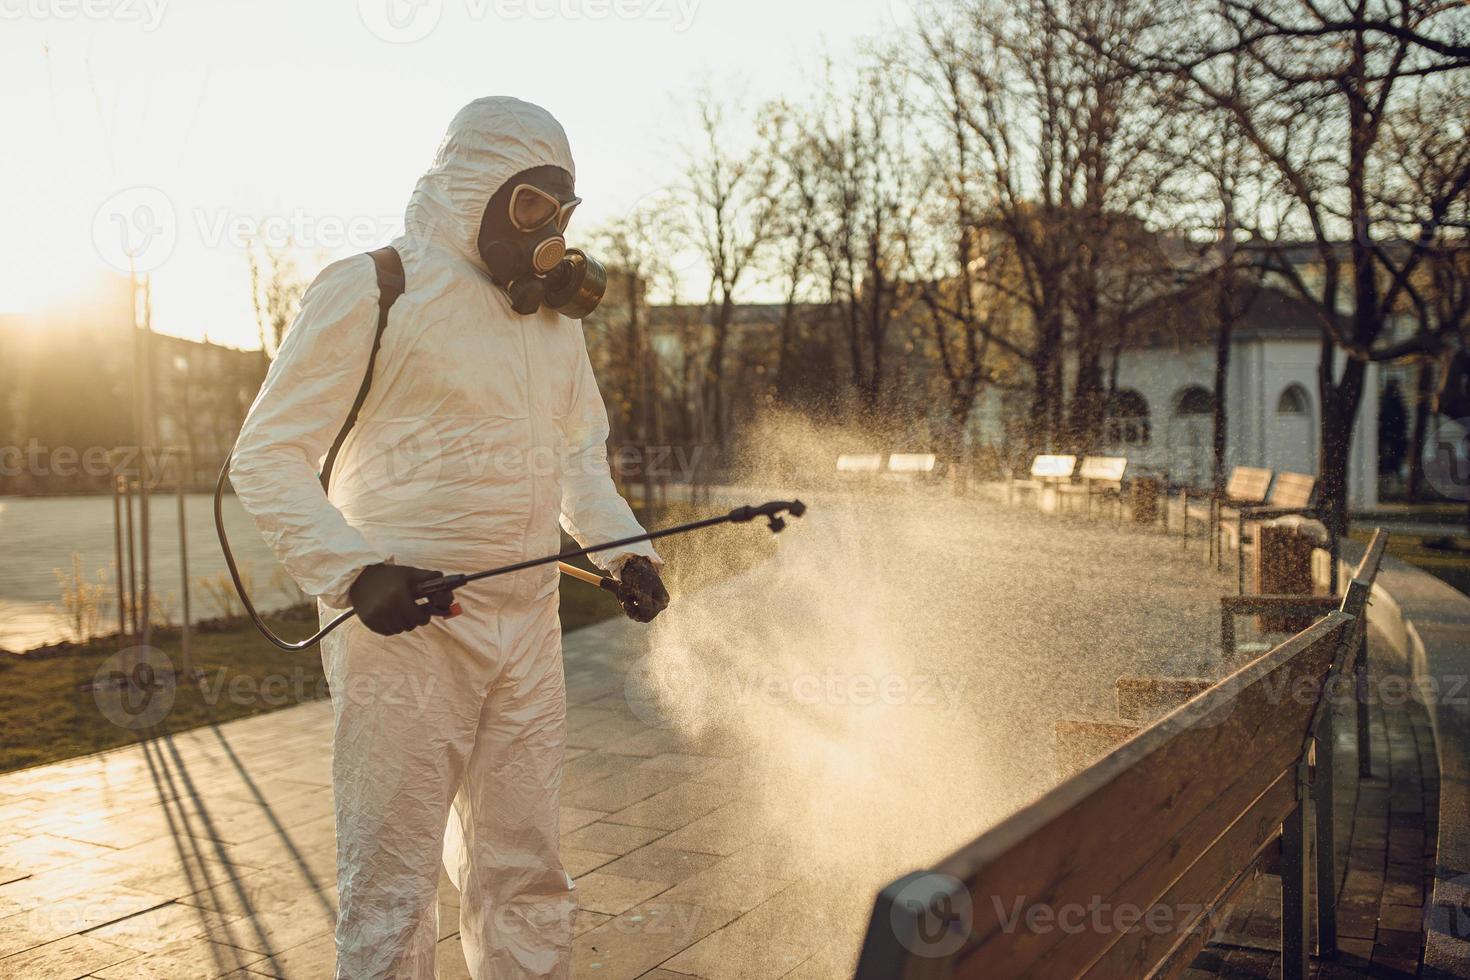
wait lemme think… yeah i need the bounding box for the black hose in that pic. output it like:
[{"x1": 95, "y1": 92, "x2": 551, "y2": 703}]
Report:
[{"x1": 214, "y1": 456, "x2": 804, "y2": 651}]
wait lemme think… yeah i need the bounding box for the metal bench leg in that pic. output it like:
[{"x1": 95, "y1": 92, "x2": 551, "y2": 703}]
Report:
[
  {"x1": 1312, "y1": 716, "x2": 1338, "y2": 958},
  {"x1": 1220, "y1": 605, "x2": 1235, "y2": 663},
  {"x1": 1237, "y1": 513, "x2": 1246, "y2": 595},
  {"x1": 1280, "y1": 800, "x2": 1311, "y2": 980},
  {"x1": 1356, "y1": 634, "x2": 1372, "y2": 778}
]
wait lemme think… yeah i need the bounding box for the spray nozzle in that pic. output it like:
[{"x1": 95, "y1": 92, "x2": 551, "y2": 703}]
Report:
[{"x1": 728, "y1": 500, "x2": 806, "y2": 533}]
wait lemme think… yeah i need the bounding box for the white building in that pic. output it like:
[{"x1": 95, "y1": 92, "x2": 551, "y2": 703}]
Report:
[{"x1": 968, "y1": 284, "x2": 1383, "y2": 507}]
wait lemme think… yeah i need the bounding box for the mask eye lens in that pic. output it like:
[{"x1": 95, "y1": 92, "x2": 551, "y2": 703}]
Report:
[
  {"x1": 556, "y1": 198, "x2": 580, "y2": 232},
  {"x1": 510, "y1": 185, "x2": 560, "y2": 231}
]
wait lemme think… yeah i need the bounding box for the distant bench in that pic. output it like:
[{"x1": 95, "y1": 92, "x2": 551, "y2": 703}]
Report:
[
  {"x1": 1179, "y1": 465, "x2": 1272, "y2": 557},
  {"x1": 854, "y1": 531, "x2": 1390, "y2": 980},
  {"x1": 836, "y1": 453, "x2": 939, "y2": 482},
  {"x1": 1007, "y1": 454, "x2": 1077, "y2": 505},
  {"x1": 1056, "y1": 456, "x2": 1128, "y2": 520}
]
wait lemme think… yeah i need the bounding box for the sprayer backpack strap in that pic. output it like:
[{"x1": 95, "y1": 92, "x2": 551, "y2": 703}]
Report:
[{"x1": 319, "y1": 246, "x2": 406, "y2": 492}]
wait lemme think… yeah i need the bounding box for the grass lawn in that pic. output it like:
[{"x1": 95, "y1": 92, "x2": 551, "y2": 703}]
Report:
[
  {"x1": 1, "y1": 502, "x2": 775, "y2": 774},
  {"x1": 1349, "y1": 527, "x2": 1470, "y2": 599}
]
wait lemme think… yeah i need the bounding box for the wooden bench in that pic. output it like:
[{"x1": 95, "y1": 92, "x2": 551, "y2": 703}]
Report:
[
  {"x1": 1220, "y1": 528, "x2": 1388, "y2": 779},
  {"x1": 1057, "y1": 456, "x2": 1128, "y2": 522},
  {"x1": 1029, "y1": 531, "x2": 1389, "y2": 978},
  {"x1": 1220, "y1": 472, "x2": 1325, "y2": 593},
  {"x1": 885, "y1": 453, "x2": 939, "y2": 481},
  {"x1": 856, "y1": 607, "x2": 1366, "y2": 979},
  {"x1": 1178, "y1": 465, "x2": 1272, "y2": 557},
  {"x1": 1008, "y1": 454, "x2": 1078, "y2": 506},
  {"x1": 836, "y1": 453, "x2": 884, "y2": 477}
]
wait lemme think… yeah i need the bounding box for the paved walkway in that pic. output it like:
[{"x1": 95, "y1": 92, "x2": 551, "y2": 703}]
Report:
[
  {"x1": 1, "y1": 496, "x2": 1393, "y2": 979},
  {"x1": 1184, "y1": 633, "x2": 1440, "y2": 979}
]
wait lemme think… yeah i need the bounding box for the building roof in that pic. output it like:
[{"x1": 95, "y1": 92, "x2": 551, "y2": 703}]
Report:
[{"x1": 1128, "y1": 282, "x2": 1333, "y2": 350}]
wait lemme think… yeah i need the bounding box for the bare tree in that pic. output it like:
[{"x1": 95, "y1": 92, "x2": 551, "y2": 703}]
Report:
[
  {"x1": 676, "y1": 88, "x2": 781, "y2": 454},
  {"x1": 248, "y1": 240, "x2": 307, "y2": 359},
  {"x1": 1134, "y1": 0, "x2": 1470, "y2": 532}
]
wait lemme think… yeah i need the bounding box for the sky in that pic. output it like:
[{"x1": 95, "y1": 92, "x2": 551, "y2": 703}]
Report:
[{"x1": 0, "y1": 0, "x2": 913, "y2": 349}]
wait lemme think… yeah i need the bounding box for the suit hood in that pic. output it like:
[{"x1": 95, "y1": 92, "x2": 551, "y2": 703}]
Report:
[{"x1": 404, "y1": 97, "x2": 576, "y2": 269}]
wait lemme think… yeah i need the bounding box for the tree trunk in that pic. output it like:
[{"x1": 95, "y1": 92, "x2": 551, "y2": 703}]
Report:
[
  {"x1": 1318, "y1": 358, "x2": 1366, "y2": 537},
  {"x1": 1211, "y1": 283, "x2": 1233, "y2": 495},
  {"x1": 1407, "y1": 360, "x2": 1433, "y2": 500}
]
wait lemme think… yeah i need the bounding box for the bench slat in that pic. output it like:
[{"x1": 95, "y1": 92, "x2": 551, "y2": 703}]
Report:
[
  {"x1": 1075, "y1": 768, "x2": 1296, "y2": 979},
  {"x1": 1267, "y1": 472, "x2": 1316, "y2": 509},
  {"x1": 1224, "y1": 467, "x2": 1272, "y2": 504},
  {"x1": 930, "y1": 614, "x2": 1351, "y2": 977}
]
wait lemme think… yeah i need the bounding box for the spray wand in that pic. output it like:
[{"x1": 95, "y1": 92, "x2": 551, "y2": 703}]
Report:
[{"x1": 214, "y1": 482, "x2": 804, "y2": 652}]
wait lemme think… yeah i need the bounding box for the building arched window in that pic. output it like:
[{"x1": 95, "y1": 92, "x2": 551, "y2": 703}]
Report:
[
  {"x1": 1104, "y1": 389, "x2": 1152, "y2": 446},
  {"x1": 1277, "y1": 384, "x2": 1310, "y2": 415},
  {"x1": 1175, "y1": 385, "x2": 1213, "y2": 417}
]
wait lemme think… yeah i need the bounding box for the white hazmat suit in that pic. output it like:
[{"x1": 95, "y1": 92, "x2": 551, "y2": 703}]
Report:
[{"x1": 231, "y1": 97, "x2": 658, "y2": 979}]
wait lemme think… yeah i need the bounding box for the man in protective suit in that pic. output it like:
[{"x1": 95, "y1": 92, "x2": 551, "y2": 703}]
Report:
[{"x1": 230, "y1": 97, "x2": 669, "y2": 979}]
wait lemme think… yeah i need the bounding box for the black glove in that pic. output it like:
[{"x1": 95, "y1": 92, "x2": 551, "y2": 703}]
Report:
[
  {"x1": 349, "y1": 563, "x2": 456, "y2": 637},
  {"x1": 616, "y1": 556, "x2": 669, "y2": 623}
]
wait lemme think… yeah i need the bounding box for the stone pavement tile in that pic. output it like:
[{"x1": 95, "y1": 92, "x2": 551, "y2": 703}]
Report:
[
  {"x1": 0, "y1": 931, "x2": 139, "y2": 979},
  {"x1": 245, "y1": 930, "x2": 336, "y2": 978},
  {"x1": 91, "y1": 935, "x2": 259, "y2": 979},
  {"x1": 597, "y1": 846, "x2": 723, "y2": 886},
  {"x1": 437, "y1": 903, "x2": 458, "y2": 941},
  {"x1": 660, "y1": 917, "x2": 808, "y2": 980},
  {"x1": 576, "y1": 910, "x2": 613, "y2": 937},
  {"x1": 605, "y1": 781, "x2": 744, "y2": 831},
  {"x1": 179, "y1": 862, "x2": 337, "y2": 918},
  {"x1": 656, "y1": 802, "x2": 767, "y2": 856},
  {"x1": 635, "y1": 754, "x2": 726, "y2": 776},
  {"x1": 1376, "y1": 903, "x2": 1422, "y2": 933},
  {"x1": 438, "y1": 868, "x2": 461, "y2": 908},
  {"x1": 704, "y1": 842, "x2": 806, "y2": 882},
  {"x1": 208, "y1": 891, "x2": 337, "y2": 956},
  {"x1": 662, "y1": 880, "x2": 854, "y2": 980},
  {"x1": 574, "y1": 872, "x2": 671, "y2": 916},
  {"x1": 637, "y1": 971, "x2": 700, "y2": 979},
  {"x1": 173, "y1": 789, "x2": 333, "y2": 845},
  {"x1": 574, "y1": 901, "x2": 739, "y2": 980},
  {"x1": 81, "y1": 900, "x2": 241, "y2": 953},
  {"x1": 567, "y1": 706, "x2": 620, "y2": 732},
  {"x1": 561, "y1": 805, "x2": 610, "y2": 833},
  {"x1": 97, "y1": 847, "x2": 251, "y2": 900},
  {"x1": 656, "y1": 866, "x2": 791, "y2": 914},
  {"x1": 563, "y1": 847, "x2": 618, "y2": 877},
  {"x1": 567, "y1": 717, "x2": 652, "y2": 750},
  {"x1": 43, "y1": 807, "x2": 187, "y2": 851},
  {"x1": 564, "y1": 770, "x2": 688, "y2": 812},
  {"x1": 0, "y1": 855, "x2": 167, "y2": 918},
  {"x1": 0, "y1": 882, "x2": 168, "y2": 957},
  {"x1": 777, "y1": 947, "x2": 854, "y2": 979},
  {"x1": 601, "y1": 728, "x2": 691, "y2": 758},
  {"x1": 436, "y1": 935, "x2": 472, "y2": 980},
  {"x1": 200, "y1": 814, "x2": 338, "y2": 878},
  {"x1": 563, "y1": 821, "x2": 666, "y2": 857},
  {"x1": 0, "y1": 832, "x2": 116, "y2": 874},
  {"x1": 564, "y1": 752, "x2": 646, "y2": 791}
]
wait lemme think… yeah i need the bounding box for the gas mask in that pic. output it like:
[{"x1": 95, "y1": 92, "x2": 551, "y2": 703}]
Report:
[{"x1": 477, "y1": 166, "x2": 607, "y2": 319}]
